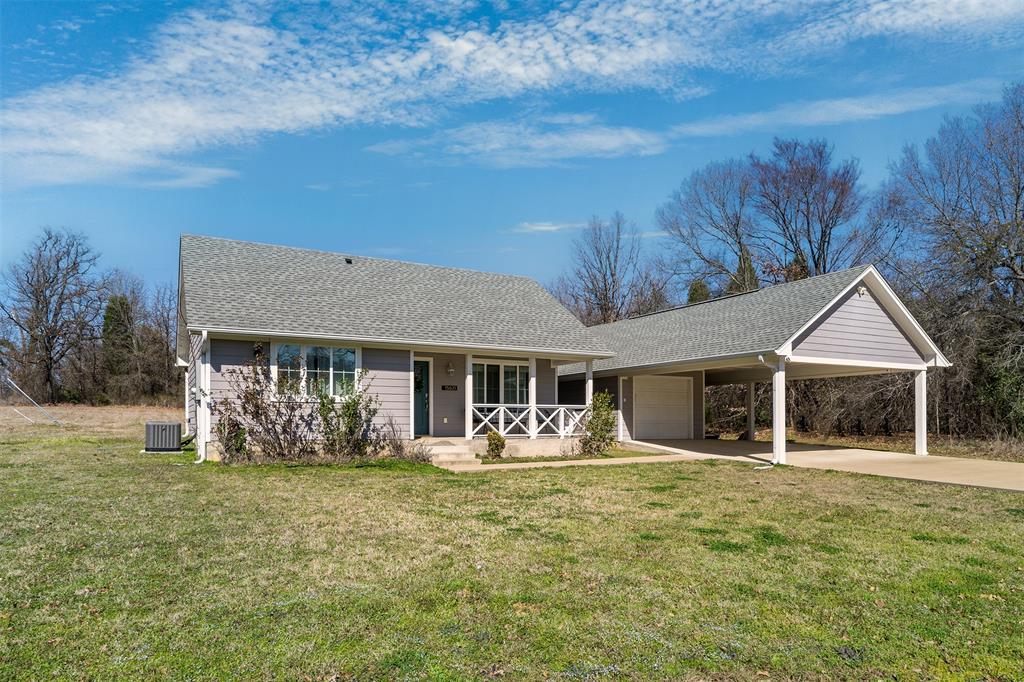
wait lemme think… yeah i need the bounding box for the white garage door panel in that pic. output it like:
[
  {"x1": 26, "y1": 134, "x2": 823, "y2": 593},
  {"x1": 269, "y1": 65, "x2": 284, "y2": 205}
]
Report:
[{"x1": 634, "y1": 376, "x2": 692, "y2": 439}]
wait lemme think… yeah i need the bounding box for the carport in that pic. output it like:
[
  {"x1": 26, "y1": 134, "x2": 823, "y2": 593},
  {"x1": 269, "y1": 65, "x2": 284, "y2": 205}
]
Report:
[{"x1": 557, "y1": 265, "x2": 950, "y2": 464}]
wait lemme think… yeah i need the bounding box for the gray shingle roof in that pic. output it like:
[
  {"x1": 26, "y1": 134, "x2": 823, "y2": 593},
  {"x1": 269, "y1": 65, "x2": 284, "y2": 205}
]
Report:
[
  {"x1": 559, "y1": 265, "x2": 871, "y2": 375},
  {"x1": 179, "y1": 235, "x2": 610, "y2": 356}
]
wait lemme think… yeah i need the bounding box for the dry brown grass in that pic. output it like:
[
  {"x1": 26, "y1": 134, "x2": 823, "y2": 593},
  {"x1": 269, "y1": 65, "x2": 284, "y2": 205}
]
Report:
[{"x1": 0, "y1": 403, "x2": 181, "y2": 438}]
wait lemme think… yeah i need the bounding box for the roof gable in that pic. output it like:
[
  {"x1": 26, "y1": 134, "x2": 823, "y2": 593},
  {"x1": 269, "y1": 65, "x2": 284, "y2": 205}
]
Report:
[
  {"x1": 560, "y1": 266, "x2": 875, "y2": 374},
  {"x1": 178, "y1": 235, "x2": 610, "y2": 357}
]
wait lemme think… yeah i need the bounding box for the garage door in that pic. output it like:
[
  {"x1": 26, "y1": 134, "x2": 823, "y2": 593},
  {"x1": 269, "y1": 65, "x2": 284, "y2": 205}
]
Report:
[{"x1": 633, "y1": 376, "x2": 693, "y2": 439}]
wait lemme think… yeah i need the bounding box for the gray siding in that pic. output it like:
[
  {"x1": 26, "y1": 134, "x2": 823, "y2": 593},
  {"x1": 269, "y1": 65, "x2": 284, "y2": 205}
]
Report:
[
  {"x1": 419, "y1": 352, "x2": 465, "y2": 438},
  {"x1": 208, "y1": 339, "x2": 264, "y2": 439},
  {"x1": 536, "y1": 358, "x2": 557, "y2": 404},
  {"x1": 185, "y1": 332, "x2": 204, "y2": 436},
  {"x1": 794, "y1": 287, "x2": 924, "y2": 365},
  {"x1": 363, "y1": 347, "x2": 412, "y2": 439}
]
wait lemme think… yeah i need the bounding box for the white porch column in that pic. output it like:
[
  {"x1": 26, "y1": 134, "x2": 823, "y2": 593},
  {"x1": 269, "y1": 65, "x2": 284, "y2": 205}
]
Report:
[
  {"x1": 746, "y1": 382, "x2": 756, "y2": 441},
  {"x1": 772, "y1": 359, "x2": 786, "y2": 465},
  {"x1": 528, "y1": 356, "x2": 538, "y2": 439},
  {"x1": 915, "y1": 369, "x2": 928, "y2": 456},
  {"x1": 585, "y1": 360, "x2": 594, "y2": 404},
  {"x1": 465, "y1": 354, "x2": 474, "y2": 441}
]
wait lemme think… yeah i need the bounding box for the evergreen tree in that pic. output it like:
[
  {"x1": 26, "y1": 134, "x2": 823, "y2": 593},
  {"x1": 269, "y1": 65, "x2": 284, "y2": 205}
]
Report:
[
  {"x1": 101, "y1": 294, "x2": 134, "y2": 379},
  {"x1": 725, "y1": 246, "x2": 758, "y2": 294},
  {"x1": 687, "y1": 279, "x2": 711, "y2": 303}
]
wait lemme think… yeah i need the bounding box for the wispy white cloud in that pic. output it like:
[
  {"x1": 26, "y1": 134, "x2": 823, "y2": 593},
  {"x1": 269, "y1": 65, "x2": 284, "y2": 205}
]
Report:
[
  {"x1": 512, "y1": 221, "x2": 587, "y2": 233},
  {"x1": 2, "y1": 1, "x2": 1021, "y2": 186},
  {"x1": 368, "y1": 116, "x2": 668, "y2": 166},
  {"x1": 671, "y1": 79, "x2": 1003, "y2": 137},
  {"x1": 371, "y1": 79, "x2": 1004, "y2": 165}
]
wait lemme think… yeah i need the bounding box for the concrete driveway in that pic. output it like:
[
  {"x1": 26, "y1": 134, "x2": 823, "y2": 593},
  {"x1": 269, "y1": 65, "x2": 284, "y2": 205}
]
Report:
[{"x1": 630, "y1": 439, "x2": 1024, "y2": 492}]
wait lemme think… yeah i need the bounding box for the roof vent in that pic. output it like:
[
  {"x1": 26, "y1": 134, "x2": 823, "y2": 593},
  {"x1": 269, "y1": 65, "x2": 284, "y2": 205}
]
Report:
[{"x1": 344, "y1": 257, "x2": 353, "y2": 264}]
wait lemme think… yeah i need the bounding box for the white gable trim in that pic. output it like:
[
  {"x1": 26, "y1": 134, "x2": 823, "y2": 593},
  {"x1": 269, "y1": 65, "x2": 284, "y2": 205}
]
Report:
[{"x1": 775, "y1": 265, "x2": 950, "y2": 367}]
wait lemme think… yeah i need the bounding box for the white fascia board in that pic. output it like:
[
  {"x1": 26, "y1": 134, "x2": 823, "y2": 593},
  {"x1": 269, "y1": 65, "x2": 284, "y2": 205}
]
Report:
[
  {"x1": 188, "y1": 326, "x2": 613, "y2": 361},
  {"x1": 787, "y1": 355, "x2": 927, "y2": 370},
  {"x1": 774, "y1": 265, "x2": 951, "y2": 368}
]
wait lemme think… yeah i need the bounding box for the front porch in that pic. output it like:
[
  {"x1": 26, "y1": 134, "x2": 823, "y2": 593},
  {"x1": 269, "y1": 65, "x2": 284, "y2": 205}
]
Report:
[{"x1": 462, "y1": 355, "x2": 595, "y2": 440}]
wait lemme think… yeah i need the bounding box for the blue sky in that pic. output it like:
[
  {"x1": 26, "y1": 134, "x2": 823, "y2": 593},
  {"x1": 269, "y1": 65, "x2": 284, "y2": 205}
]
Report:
[{"x1": 2, "y1": 1, "x2": 1023, "y2": 289}]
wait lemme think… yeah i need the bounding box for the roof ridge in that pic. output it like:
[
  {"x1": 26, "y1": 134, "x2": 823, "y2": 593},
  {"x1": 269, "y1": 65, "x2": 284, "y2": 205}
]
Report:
[
  {"x1": 180, "y1": 233, "x2": 537, "y2": 282},
  {"x1": 591, "y1": 264, "x2": 873, "y2": 328}
]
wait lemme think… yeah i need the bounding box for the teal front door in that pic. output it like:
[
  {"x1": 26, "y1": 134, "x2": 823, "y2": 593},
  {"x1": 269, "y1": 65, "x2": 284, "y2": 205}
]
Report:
[{"x1": 413, "y1": 360, "x2": 430, "y2": 436}]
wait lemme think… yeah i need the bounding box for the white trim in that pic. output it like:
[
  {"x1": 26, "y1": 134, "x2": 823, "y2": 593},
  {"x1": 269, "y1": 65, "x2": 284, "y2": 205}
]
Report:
[
  {"x1": 413, "y1": 355, "x2": 434, "y2": 437},
  {"x1": 269, "y1": 341, "x2": 361, "y2": 397},
  {"x1": 188, "y1": 325, "x2": 611, "y2": 360},
  {"x1": 775, "y1": 266, "x2": 950, "y2": 367},
  {"x1": 772, "y1": 358, "x2": 786, "y2": 465},
  {"x1": 465, "y1": 353, "x2": 474, "y2": 440},
  {"x1": 915, "y1": 369, "x2": 928, "y2": 455},
  {"x1": 528, "y1": 356, "x2": 537, "y2": 439},
  {"x1": 585, "y1": 360, "x2": 593, "y2": 404},
  {"x1": 786, "y1": 355, "x2": 927, "y2": 371}
]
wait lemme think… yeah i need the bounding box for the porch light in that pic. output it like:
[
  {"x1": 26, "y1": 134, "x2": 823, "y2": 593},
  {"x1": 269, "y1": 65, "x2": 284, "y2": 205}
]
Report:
[{"x1": 446, "y1": 362, "x2": 455, "y2": 376}]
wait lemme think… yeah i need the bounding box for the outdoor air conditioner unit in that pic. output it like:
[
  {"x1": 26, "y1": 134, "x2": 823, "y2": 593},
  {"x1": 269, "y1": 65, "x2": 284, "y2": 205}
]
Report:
[{"x1": 145, "y1": 421, "x2": 182, "y2": 452}]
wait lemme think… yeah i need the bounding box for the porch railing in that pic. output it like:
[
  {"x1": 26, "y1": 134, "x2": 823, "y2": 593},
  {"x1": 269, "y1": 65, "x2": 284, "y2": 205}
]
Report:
[{"x1": 471, "y1": 403, "x2": 589, "y2": 438}]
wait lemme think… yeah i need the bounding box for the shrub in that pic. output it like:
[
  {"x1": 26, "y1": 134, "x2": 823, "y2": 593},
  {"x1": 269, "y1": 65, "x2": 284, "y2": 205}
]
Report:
[
  {"x1": 315, "y1": 371, "x2": 383, "y2": 460},
  {"x1": 379, "y1": 416, "x2": 433, "y2": 463},
  {"x1": 486, "y1": 431, "x2": 507, "y2": 458},
  {"x1": 574, "y1": 390, "x2": 616, "y2": 458},
  {"x1": 215, "y1": 413, "x2": 249, "y2": 463}
]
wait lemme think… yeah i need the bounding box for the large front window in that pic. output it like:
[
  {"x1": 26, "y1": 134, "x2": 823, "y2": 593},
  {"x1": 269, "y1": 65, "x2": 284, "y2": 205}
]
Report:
[
  {"x1": 273, "y1": 343, "x2": 358, "y2": 396},
  {"x1": 473, "y1": 361, "x2": 528, "y2": 405}
]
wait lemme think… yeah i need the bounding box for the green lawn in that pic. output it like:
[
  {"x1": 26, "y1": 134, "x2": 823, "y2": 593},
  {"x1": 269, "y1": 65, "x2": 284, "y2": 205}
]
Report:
[{"x1": 2, "y1": 428, "x2": 1023, "y2": 680}]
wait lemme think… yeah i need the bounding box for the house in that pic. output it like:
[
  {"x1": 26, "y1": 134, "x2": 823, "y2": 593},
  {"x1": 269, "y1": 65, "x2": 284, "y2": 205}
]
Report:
[
  {"x1": 177, "y1": 235, "x2": 949, "y2": 463},
  {"x1": 176, "y1": 235, "x2": 611, "y2": 460}
]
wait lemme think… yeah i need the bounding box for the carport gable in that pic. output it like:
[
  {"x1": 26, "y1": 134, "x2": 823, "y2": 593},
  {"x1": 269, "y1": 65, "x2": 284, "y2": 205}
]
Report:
[{"x1": 776, "y1": 266, "x2": 950, "y2": 369}]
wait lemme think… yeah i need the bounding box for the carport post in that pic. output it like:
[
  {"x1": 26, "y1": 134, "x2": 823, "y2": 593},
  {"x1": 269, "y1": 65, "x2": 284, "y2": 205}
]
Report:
[
  {"x1": 915, "y1": 369, "x2": 928, "y2": 456},
  {"x1": 772, "y1": 359, "x2": 786, "y2": 465},
  {"x1": 746, "y1": 382, "x2": 756, "y2": 441},
  {"x1": 585, "y1": 361, "x2": 594, "y2": 404}
]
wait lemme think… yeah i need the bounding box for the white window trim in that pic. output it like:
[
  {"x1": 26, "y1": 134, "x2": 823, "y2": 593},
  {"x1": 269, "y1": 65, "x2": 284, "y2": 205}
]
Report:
[
  {"x1": 472, "y1": 359, "x2": 531, "y2": 406},
  {"x1": 270, "y1": 341, "x2": 362, "y2": 399}
]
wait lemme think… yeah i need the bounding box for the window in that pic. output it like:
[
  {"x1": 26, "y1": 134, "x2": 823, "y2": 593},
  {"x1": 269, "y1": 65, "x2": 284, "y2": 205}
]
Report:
[
  {"x1": 474, "y1": 361, "x2": 528, "y2": 405},
  {"x1": 332, "y1": 347, "x2": 356, "y2": 395},
  {"x1": 274, "y1": 343, "x2": 358, "y2": 396},
  {"x1": 306, "y1": 346, "x2": 331, "y2": 395},
  {"x1": 276, "y1": 344, "x2": 302, "y2": 394}
]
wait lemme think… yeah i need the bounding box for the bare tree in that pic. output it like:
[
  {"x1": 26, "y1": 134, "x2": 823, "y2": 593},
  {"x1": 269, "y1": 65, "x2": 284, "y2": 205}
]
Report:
[
  {"x1": 750, "y1": 138, "x2": 869, "y2": 278},
  {"x1": 657, "y1": 159, "x2": 756, "y2": 291},
  {"x1": 551, "y1": 212, "x2": 669, "y2": 325},
  {"x1": 0, "y1": 229, "x2": 108, "y2": 402}
]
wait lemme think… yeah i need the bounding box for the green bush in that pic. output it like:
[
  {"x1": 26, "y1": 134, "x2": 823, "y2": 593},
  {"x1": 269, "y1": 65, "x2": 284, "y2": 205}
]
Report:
[
  {"x1": 575, "y1": 390, "x2": 616, "y2": 458},
  {"x1": 487, "y1": 431, "x2": 507, "y2": 458}
]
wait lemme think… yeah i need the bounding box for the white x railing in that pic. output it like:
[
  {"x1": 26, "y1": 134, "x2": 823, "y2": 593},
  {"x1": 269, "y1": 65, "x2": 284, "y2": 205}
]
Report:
[{"x1": 472, "y1": 403, "x2": 589, "y2": 438}]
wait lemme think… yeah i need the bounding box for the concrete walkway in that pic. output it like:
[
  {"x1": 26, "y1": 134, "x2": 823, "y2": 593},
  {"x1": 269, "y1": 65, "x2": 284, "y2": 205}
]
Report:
[{"x1": 441, "y1": 439, "x2": 1024, "y2": 492}]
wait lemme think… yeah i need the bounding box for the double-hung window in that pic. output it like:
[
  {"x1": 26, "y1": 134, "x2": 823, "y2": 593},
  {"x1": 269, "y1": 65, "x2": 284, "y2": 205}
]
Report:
[{"x1": 273, "y1": 343, "x2": 358, "y2": 397}]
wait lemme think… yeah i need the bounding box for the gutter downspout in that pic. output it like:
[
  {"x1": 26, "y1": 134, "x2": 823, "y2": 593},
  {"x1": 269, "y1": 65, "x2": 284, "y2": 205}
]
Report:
[{"x1": 194, "y1": 330, "x2": 208, "y2": 464}]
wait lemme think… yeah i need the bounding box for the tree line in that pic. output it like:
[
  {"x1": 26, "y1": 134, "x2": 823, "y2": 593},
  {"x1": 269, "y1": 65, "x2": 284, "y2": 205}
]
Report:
[
  {"x1": 0, "y1": 228, "x2": 180, "y2": 405},
  {"x1": 552, "y1": 81, "x2": 1023, "y2": 441}
]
